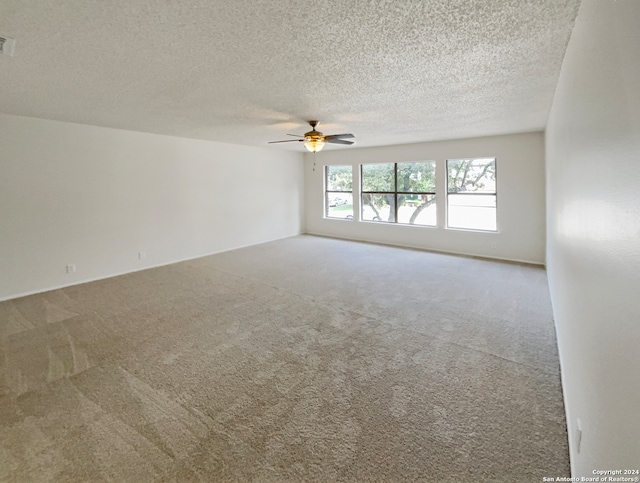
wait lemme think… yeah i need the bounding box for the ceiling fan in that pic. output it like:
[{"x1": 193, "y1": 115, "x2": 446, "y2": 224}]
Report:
[{"x1": 268, "y1": 121, "x2": 355, "y2": 153}]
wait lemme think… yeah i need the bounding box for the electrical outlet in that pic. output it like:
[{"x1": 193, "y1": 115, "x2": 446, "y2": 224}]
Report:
[
  {"x1": 66, "y1": 264, "x2": 76, "y2": 274},
  {"x1": 576, "y1": 418, "x2": 582, "y2": 454},
  {"x1": 138, "y1": 251, "x2": 146, "y2": 260}
]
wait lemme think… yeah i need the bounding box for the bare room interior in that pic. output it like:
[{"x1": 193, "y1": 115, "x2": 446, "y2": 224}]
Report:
[{"x1": 1, "y1": 1, "x2": 638, "y2": 481}]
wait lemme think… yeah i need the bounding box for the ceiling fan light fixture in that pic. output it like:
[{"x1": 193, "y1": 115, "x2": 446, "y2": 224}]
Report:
[
  {"x1": 304, "y1": 139, "x2": 325, "y2": 153},
  {"x1": 269, "y1": 121, "x2": 353, "y2": 151}
]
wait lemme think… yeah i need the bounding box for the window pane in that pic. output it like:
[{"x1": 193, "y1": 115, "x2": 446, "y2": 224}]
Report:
[
  {"x1": 326, "y1": 193, "x2": 353, "y2": 219},
  {"x1": 447, "y1": 158, "x2": 496, "y2": 193},
  {"x1": 362, "y1": 163, "x2": 395, "y2": 192},
  {"x1": 397, "y1": 162, "x2": 436, "y2": 192},
  {"x1": 447, "y1": 194, "x2": 496, "y2": 231},
  {"x1": 326, "y1": 165, "x2": 352, "y2": 191},
  {"x1": 361, "y1": 193, "x2": 395, "y2": 222},
  {"x1": 397, "y1": 194, "x2": 436, "y2": 226}
]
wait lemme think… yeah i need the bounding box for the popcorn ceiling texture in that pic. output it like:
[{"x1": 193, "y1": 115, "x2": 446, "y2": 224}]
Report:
[{"x1": 0, "y1": 0, "x2": 581, "y2": 148}]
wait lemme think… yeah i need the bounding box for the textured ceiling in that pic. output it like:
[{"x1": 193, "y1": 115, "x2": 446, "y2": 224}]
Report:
[{"x1": 0, "y1": 0, "x2": 581, "y2": 150}]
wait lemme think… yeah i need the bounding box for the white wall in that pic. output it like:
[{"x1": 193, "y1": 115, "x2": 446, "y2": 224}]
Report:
[
  {"x1": 305, "y1": 132, "x2": 546, "y2": 264},
  {"x1": 0, "y1": 114, "x2": 304, "y2": 300},
  {"x1": 546, "y1": 0, "x2": 640, "y2": 477}
]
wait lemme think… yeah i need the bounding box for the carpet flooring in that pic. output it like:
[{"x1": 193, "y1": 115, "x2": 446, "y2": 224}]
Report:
[{"x1": 0, "y1": 235, "x2": 569, "y2": 481}]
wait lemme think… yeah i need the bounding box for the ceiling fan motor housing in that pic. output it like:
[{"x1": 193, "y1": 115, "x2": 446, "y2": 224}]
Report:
[
  {"x1": 304, "y1": 130, "x2": 323, "y2": 140},
  {"x1": 305, "y1": 121, "x2": 323, "y2": 140}
]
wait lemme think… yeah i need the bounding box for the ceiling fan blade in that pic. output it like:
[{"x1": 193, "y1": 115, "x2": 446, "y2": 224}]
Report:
[
  {"x1": 326, "y1": 139, "x2": 355, "y2": 145},
  {"x1": 268, "y1": 139, "x2": 303, "y2": 144},
  {"x1": 324, "y1": 133, "x2": 355, "y2": 140},
  {"x1": 287, "y1": 134, "x2": 304, "y2": 138}
]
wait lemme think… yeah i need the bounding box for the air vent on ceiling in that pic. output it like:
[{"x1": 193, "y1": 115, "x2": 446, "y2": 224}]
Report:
[{"x1": 0, "y1": 36, "x2": 16, "y2": 56}]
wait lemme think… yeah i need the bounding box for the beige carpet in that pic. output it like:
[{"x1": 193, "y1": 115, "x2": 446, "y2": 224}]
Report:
[{"x1": 0, "y1": 235, "x2": 569, "y2": 482}]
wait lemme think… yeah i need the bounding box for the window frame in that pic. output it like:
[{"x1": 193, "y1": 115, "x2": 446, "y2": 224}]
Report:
[
  {"x1": 445, "y1": 158, "x2": 497, "y2": 232},
  {"x1": 360, "y1": 161, "x2": 437, "y2": 226},
  {"x1": 324, "y1": 165, "x2": 354, "y2": 220}
]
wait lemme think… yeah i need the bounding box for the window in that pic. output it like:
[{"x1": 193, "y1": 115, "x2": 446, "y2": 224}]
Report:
[
  {"x1": 446, "y1": 158, "x2": 496, "y2": 231},
  {"x1": 361, "y1": 161, "x2": 436, "y2": 226},
  {"x1": 361, "y1": 163, "x2": 395, "y2": 222},
  {"x1": 325, "y1": 165, "x2": 353, "y2": 219}
]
